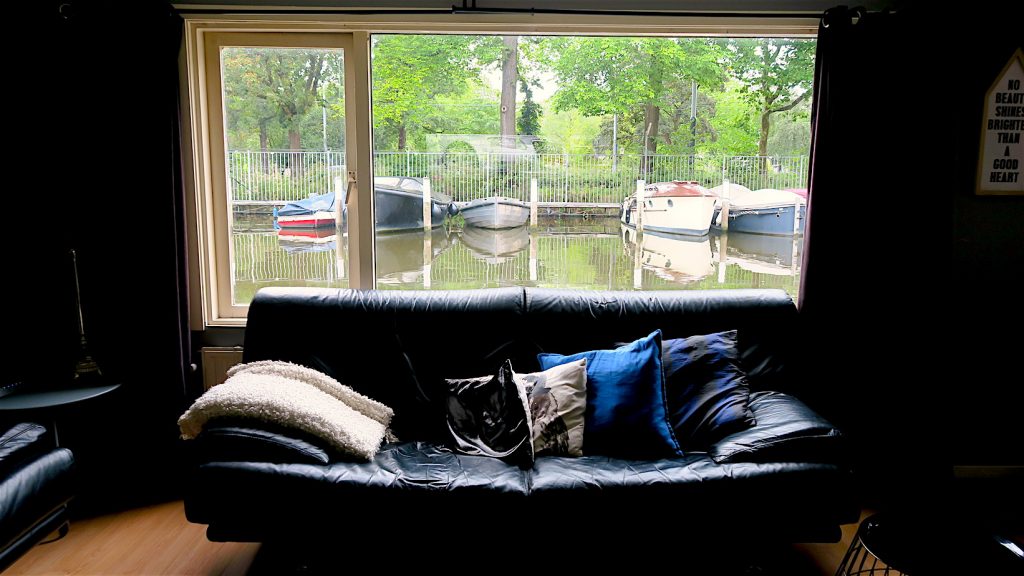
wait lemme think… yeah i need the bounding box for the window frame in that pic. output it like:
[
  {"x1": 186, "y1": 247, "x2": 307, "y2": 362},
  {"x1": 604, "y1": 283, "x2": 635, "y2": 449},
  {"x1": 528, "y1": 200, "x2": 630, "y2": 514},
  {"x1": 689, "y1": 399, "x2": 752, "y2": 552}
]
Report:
[{"x1": 182, "y1": 14, "x2": 818, "y2": 327}]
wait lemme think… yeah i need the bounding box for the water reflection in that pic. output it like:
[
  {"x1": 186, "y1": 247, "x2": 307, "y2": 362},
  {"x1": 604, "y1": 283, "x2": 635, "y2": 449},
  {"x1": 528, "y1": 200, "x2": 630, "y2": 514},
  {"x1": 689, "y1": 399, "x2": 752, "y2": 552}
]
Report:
[
  {"x1": 622, "y1": 226, "x2": 714, "y2": 283},
  {"x1": 460, "y1": 225, "x2": 531, "y2": 263},
  {"x1": 232, "y1": 217, "x2": 802, "y2": 303}
]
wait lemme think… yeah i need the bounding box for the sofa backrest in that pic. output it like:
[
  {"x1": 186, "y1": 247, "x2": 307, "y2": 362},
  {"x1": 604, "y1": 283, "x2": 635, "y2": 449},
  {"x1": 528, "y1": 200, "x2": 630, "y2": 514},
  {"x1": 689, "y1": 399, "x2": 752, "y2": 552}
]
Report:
[{"x1": 243, "y1": 287, "x2": 800, "y2": 440}]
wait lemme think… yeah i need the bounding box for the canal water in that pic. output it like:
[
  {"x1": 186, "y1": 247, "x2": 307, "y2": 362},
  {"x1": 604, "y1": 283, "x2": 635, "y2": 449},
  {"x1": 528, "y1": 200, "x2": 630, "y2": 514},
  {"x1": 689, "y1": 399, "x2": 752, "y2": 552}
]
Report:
[{"x1": 231, "y1": 217, "x2": 802, "y2": 305}]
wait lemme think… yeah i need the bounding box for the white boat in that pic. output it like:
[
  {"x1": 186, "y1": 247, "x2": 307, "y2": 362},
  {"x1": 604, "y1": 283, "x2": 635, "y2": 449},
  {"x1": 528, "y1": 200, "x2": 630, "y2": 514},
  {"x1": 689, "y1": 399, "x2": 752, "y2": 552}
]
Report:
[
  {"x1": 620, "y1": 181, "x2": 717, "y2": 236},
  {"x1": 458, "y1": 197, "x2": 530, "y2": 229}
]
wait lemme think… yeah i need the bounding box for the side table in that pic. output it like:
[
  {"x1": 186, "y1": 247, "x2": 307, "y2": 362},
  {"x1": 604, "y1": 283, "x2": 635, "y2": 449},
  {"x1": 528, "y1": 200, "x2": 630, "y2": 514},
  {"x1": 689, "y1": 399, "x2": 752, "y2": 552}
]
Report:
[
  {"x1": 837, "y1": 513, "x2": 1024, "y2": 575},
  {"x1": 0, "y1": 383, "x2": 121, "y2": 446}
]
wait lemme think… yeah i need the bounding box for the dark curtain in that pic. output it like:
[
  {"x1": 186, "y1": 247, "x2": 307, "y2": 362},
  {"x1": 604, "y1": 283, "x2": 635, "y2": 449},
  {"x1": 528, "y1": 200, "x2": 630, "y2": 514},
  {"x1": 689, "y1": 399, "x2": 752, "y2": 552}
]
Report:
[
  {"x1": 8, "y1": 1, "x2": 193, "y2": 513},
  {"x1": 800, "y1": 2, "x2": 1023, "y2": 516},
  {"x1": 798, "y1": 6, "x2": 950, "y2": 509}
]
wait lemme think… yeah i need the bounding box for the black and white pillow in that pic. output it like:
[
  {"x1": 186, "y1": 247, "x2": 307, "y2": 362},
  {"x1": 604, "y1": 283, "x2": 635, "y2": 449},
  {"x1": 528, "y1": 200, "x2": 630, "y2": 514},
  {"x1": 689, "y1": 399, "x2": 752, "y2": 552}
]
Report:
[
  {"x1": 515, "y1": 359, "x2": 587, "y2": 458},
  {"x1": 444, "y1": 360, "x2": 534, "y2": 467}
]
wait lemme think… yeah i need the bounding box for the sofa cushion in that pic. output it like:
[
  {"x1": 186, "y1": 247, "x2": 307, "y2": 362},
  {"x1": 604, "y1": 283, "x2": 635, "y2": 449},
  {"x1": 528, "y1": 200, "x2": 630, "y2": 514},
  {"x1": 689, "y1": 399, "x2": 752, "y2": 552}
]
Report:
[
  {"x1": 185, "y1": 441, "x2": 530, "y2": 533},
  {"x1": 527, "y1": 452, "x2": 857, "y2": 535},
  {"x1": 710, "y1": 391, "x2": 845, "y2": 464},
  {"x1": 445, "y1": 360, "x2": 533, "y2": 466},
  {"x1": 662, "y1": 330, "x2": 756, "y2": 449},
  {"x1": 538, "y1": 330, "x2": 680, "y2": 458},
  {"x1": 515, "y1": 359, "x2": 587, "y2": 457}
]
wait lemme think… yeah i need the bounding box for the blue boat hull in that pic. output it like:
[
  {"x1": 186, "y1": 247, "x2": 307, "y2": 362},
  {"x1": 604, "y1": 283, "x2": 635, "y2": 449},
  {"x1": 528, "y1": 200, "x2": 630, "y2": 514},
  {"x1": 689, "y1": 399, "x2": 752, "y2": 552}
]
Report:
[{"x1": 718, "y1": 204, "x2": 805, "y2": 236}]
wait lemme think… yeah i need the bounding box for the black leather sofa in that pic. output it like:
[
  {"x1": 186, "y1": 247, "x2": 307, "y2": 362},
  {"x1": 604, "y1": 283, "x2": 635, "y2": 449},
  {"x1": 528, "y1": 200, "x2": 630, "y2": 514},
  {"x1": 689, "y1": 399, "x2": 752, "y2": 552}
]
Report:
[
  {"x1": 0, "y1": 423, "x2": 75, "y2": 571},
  {"x1": 185, "y1": 287, "x2": 858, "y2": 549}
]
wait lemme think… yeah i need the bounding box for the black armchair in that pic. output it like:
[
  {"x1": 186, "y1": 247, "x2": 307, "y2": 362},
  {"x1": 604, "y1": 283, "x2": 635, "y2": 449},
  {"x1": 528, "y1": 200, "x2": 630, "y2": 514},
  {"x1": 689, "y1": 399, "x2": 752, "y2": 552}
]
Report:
[{"x1": 0, "y1": 423, "x2": 75, "y2": 571}]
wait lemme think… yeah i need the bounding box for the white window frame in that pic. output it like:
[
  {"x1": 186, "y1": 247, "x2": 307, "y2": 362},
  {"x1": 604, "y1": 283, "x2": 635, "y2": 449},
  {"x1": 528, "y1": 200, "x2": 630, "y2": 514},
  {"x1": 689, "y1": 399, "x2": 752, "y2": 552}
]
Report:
[{"x1": 182, "y1": 13, "x2": 818, "y2": 327}]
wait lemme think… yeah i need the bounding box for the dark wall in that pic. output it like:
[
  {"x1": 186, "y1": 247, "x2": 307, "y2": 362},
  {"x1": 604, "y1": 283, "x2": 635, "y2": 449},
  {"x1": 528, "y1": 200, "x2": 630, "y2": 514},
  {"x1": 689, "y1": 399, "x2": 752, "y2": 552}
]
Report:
[
  {"x1": 8, "y1": 1, "x2": 191, "y2": 513},
  {"x1": 947, "y1": 11, "x2": 1023, "y2": 466},
  {"x1": 794, "y1": 3, "x2": 1022, "y2": 513}
]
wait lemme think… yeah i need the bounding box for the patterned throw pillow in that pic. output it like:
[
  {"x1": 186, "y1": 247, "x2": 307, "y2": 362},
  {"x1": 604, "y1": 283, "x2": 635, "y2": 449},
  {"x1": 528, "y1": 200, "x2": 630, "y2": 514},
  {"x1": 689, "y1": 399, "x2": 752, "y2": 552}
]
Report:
[
  {"x1": 444, "y1": 359, "x2": 534, "y2": 467},
  {"x1": 514, "y1": 359, "x2": 587, "y2": 458}
]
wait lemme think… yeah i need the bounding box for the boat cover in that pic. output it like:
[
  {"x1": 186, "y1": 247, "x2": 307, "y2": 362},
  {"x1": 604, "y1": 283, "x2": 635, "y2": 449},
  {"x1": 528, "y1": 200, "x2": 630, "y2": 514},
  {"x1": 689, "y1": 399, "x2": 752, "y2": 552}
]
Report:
[
  {"x1": 277, "y1": 192, "x2": 337, "y2": 216},
  {"x1": 729, "y1": 188, "x2": 804, "y2": 210}
]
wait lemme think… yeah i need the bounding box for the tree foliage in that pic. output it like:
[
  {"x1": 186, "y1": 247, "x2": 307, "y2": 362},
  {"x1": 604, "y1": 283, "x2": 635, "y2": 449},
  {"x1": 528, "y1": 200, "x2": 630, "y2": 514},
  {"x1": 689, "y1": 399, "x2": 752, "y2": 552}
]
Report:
[
  {"x1": 222, "y1": 47, "x2": 344, "y2": 151},
  {"x1": 517, "y1": 78, "x2": 543, "y2": 137},
  {"x1": 371, "y1": 35, "x2": 482, "y2": 150},
  {"x1": 537, "y1": 37, "x2": 726, "y2": 155},
  {"x1": 220, "y1": 35, "x2": 816, "y2": 165},
  {"x1": 724, "y1": 38, "x2": 815, "y2": 158}
]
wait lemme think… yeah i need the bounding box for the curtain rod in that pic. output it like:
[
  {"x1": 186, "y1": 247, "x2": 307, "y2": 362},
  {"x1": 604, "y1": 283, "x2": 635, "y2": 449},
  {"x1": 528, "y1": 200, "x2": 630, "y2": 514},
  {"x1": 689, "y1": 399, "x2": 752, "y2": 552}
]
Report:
[{"x1": 174, "y1": 5, "x2": 827, "y2": 19}]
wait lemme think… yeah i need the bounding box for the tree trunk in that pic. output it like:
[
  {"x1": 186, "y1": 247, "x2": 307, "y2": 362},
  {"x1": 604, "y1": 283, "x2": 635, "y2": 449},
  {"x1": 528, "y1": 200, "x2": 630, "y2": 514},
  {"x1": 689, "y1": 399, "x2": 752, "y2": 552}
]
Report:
[
  {"x1": 759, "y1": 110, "x2": 771, "y2": 173},
  {"x1": 288, "y1": 130, "x2": 302, "y2": 177},
  {"x1": 642, "y1": 102, "x2": 661, "y2": 179},
  {"x1": 259, "y1": 119, "x2": 270, "y2": 174},
  {"x1": 398, "y1": 124, "x2": 407, "y2": 151},
  {"x1": 499, "y1": 36, "x2": 519, "y2": 151}
]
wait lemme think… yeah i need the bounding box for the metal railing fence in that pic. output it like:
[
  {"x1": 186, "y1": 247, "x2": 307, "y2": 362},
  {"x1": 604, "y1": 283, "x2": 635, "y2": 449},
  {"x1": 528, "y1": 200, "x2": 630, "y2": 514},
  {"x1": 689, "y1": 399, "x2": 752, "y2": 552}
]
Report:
[{"x1": 228, "y1": 150, "x2": 808, "y2": 206}]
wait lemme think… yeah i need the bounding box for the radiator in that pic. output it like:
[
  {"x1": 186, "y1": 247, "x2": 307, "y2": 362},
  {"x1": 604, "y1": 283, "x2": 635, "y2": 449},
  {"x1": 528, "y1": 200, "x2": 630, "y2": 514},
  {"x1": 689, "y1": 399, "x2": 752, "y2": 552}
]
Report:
[{"x1": 200, "y1": 347, "x2": 244, "y2": 390}]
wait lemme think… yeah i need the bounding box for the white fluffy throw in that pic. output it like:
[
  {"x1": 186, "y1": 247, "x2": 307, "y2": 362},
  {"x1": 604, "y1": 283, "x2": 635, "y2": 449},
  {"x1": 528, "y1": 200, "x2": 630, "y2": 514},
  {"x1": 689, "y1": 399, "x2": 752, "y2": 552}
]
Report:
[{"x1": 179, "y1": 361, "x2": 393, "y2": 461}]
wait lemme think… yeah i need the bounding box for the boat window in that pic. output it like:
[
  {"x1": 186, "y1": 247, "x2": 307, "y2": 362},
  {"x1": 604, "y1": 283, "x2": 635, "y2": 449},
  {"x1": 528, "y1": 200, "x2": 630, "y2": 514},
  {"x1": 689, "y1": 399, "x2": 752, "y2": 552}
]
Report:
[{"x1": 668, "y1": 199, "x2": 674, "y2": 208}]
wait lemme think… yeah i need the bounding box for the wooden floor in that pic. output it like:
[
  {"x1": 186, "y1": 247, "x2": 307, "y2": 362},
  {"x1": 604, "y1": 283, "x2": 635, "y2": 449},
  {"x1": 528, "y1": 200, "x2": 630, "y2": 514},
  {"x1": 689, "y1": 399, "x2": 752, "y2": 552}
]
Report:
[{"x1": 8, "y1": 502, "x2": 866, "y2": 575}]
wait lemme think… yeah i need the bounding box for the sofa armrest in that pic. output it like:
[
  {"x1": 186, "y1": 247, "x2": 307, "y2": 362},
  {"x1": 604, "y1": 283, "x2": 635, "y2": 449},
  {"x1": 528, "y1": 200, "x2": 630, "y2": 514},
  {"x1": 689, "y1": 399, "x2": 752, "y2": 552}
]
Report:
[
  {"x1": 710, "y1": 391, "x2": 846, "y2": 464},
  {"x1": 0, "y1": 423, "x2": 52, "y2": 477},
  {"x1": 191, "y1": 421, "x2": 331, "y2": 465}
]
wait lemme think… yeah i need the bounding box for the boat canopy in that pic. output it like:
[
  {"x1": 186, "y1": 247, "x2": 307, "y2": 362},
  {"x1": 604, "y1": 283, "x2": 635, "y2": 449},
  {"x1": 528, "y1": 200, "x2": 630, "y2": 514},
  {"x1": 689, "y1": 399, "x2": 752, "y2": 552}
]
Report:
[
  {"x1": 277, "y1": 192, "x2": 336, "y2": 216},
  {"x1": 729, "y1": 188, "x2": 805, "y2": 210},
  {"x1": 708, "y1": 183, "x2": 753, "y2": 198}
]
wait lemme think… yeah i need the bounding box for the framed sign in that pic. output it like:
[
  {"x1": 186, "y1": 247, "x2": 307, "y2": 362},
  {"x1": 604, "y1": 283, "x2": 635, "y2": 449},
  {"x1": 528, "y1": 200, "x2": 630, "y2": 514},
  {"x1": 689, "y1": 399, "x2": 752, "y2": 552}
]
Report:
[{"x1": 977, "y1": 48, "x2": 1024, "y2": 195}]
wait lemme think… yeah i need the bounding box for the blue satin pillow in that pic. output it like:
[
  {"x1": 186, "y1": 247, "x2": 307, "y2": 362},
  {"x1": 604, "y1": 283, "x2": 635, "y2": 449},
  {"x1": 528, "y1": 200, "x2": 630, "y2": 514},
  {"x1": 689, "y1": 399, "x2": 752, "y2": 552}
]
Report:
[
  {"x1": 662, "y1": 330, "x2": 756, "y2": 449},
  {"x1": 538, "y1": 330, "x2": 681, "y2": 458}
]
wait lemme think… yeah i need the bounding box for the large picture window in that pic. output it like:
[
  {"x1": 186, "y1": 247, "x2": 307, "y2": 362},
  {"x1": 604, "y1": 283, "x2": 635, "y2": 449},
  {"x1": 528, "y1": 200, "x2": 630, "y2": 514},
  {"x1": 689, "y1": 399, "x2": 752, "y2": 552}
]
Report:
[{"x1": 185, "y1": 18, "x2": 816, "y2": 325}]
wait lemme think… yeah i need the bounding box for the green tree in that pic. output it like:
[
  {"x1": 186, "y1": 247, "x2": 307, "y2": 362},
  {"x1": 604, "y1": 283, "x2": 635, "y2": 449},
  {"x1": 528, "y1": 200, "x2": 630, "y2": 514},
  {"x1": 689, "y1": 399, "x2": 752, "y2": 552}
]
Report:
[
  {"x1": 725, "y1": 38, "x2": 815, "y2": 159},
  {"x1": 517, "y1": 78, "x2": 543, "y2": 137},
  {"x1": 499, "y1": 36, "x2": 519, "y2": 148},
  {"x1": 540, "y1": 109, "x2": 604, "y2": 153},
  {"x1": 538, "y1": 37, "x2": 725, "y2": 159},
  {"x1": 226, "y1": 49, "x2": 341, "y2": 151},
  {"x1": 700, "y1": 80, "x2": 759, "y2": 156},
  {"x1": 766, "y1": 97, "x2": 812, "y2": 156},
  {"x1": 371, "y1": 35, "x2": 480, "y2": 150}
]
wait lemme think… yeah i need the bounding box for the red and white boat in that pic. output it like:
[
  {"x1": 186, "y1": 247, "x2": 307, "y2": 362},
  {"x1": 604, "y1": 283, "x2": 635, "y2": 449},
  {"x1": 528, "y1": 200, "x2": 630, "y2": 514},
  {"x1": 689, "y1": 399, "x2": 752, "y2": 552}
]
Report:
[
  {"x1": 620, "y1": 181, "x2": 718, "y2": 236},
  {"x1": 274, "y1": 192, "x2": 337, "y2": 229}
]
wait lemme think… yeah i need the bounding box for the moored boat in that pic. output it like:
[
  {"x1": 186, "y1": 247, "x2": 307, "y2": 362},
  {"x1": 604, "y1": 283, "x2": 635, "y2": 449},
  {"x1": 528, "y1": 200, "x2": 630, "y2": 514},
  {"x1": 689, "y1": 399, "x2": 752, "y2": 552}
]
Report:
[
  {"x1": 373, "y1": 177, "x2": 456, "y2": 233},
  {"x1": 620, "y1": 180, "x2": 717, "y2": 236},
  {"x1": 275, "y1": 193, "x2": 337, "y2": 229},
  {"x1": 458, "y1": 197, "x2": 530, "y2": 229},
  {"x1": 718, "y1": 188, "x2": 806, "y2": 236},
  {"x1": 274, "y1": 177, "x2": 457, "y2": 233}
]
